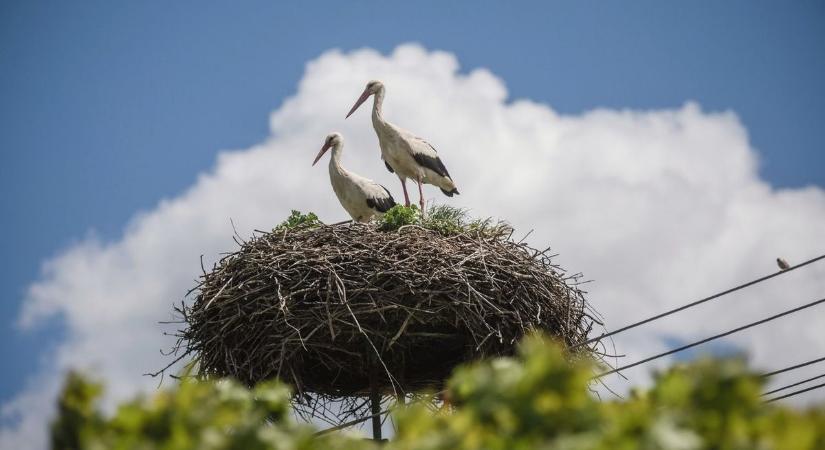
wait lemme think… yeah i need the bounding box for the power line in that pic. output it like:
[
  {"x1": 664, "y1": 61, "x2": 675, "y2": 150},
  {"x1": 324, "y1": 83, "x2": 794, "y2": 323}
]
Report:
[
  {"x1": 760, "y1": 355, "x2": 825, "y2": 378},
  {"x1": 764, "y1": 381, "x2": 825, "y2": 403},
  {"x1": 762, "y1": 372, "x2": 825, "y2": 397},
  {"x1": 594, "y1": 297, "x2": 825, "y2": 379},
  {"x1": 577, "y1": 253, "x2": 825, "y2": 349}
]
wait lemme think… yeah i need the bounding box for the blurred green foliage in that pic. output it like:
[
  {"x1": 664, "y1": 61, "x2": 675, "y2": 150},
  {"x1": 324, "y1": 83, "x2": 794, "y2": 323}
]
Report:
[
  {"x1": 52, "y1": 374, "x2": 368, "y2": 450},
  {"x1": 392, "y1": 337, "x2": 825, "y2": 450},
  {"x1": 51, "y1": 372, "x2": 104, "y2": 450},
  {"x1": 275, "y1": 210, "x2": 322, "y2": 231},
  {"x1": 53, "y1": 336, "x2": 825, "y2": 450}
]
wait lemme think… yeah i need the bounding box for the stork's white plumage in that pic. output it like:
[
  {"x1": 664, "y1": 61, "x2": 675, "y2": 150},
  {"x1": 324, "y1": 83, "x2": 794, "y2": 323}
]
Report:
[
  {"x1": 346, "y1": 80, "x2": 459, "y2": 210},
  {"x1": 313, "y1": 133, "x2": 397, "y2": 222}
]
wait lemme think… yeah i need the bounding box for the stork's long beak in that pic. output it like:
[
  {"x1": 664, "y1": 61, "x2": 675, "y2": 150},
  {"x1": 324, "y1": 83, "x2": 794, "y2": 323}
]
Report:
[
  {"x1": 312, "y1": 142, "x2": 332, "y2": 166},
  {"x1": 345, "y1": 88, "x2": 371, "y2": 119}
]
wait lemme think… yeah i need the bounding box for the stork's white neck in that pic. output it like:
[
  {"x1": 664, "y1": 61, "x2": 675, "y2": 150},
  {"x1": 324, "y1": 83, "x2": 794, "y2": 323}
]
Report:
[
  {"x1": 371, "y1": 87, "x2": 386, "y2": 128},
  {"x1": 328, "y1": 144, "x2": 345, "y2": 174}
]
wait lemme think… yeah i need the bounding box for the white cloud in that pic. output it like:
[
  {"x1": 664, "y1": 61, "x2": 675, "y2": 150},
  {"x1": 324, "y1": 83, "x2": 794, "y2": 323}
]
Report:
[{"x1": 3, "y1": 44, "x2": 825, "y2": 448}]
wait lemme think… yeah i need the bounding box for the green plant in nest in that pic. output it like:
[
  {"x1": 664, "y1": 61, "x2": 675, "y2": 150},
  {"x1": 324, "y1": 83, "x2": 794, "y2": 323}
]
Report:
[
  {"x1": 421, "y1": 204, "x2": 467, "y2": 235},
  {"x1": 379, "y1": 204, "x2": 421, "y2": 230},
  {"x1": 275, "y1": 210, "x2": 322, "y2": 231}
]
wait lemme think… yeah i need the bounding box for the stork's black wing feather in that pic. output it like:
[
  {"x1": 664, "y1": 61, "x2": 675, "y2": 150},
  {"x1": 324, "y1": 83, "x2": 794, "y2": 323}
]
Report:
[
  {"x1": 412, "y1": 144, "x2": 451, "y2": 179},
  {"x1": 366, "y1": 185, "x2": 397, "y2": 213},
  {"x1": 384, "y1": 160, "x2": 395, "y2": 173}
]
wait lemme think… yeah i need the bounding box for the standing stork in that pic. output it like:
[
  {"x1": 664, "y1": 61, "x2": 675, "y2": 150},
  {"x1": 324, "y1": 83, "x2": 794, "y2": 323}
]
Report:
[
  {"x1": 345, "y1": 80, "x2": 459, "y2": 211},
  {"x1": 312, "y1": 133, "x2": 397, "y2": 222}
]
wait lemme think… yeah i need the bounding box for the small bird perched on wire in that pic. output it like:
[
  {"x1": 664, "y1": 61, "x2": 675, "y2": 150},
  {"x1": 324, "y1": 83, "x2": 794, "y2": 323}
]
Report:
[
  {"x1": 345, "y1": 80, "x2": 459, "y2": 211},
  {"x1": 776, "y1": 257, "x2": 790, "y2": 271},
  {"x1": 312, "y1": 132, "x2": 397, "y2": 223}
]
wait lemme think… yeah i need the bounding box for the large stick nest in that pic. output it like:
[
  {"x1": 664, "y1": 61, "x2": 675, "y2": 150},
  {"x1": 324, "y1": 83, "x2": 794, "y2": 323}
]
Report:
[{"x1": 175, "y1": 217, "x2": 597, "y2": 400}]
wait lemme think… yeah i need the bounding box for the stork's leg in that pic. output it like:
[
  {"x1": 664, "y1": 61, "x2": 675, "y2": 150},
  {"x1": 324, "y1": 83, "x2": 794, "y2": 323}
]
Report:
[
  {"x1": 400, "y1": 178, "x2": 410, "y2": 207},
  {"x1": 417, "y1": 177, "x2": 425, "y2": 212}
]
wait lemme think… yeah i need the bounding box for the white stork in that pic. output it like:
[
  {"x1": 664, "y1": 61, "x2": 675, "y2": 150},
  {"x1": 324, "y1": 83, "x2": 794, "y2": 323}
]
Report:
[
  {"x1": 345, "y1": 80, "x2": 459, "y2": 210},
  {"x1": 312, "y1": 132, "x2": 397, "y2": 222}
]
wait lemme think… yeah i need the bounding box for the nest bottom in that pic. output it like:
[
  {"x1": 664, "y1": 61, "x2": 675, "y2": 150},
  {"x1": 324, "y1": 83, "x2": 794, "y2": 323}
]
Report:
[{"x1": 294, "y1": 329, "x2": 471, "y2": 396}]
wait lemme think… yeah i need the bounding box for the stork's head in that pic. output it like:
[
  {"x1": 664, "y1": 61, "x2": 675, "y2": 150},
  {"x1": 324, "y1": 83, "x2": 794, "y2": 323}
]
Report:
[
  {"x1": 365, "y1": 79, "x2": 384, "y2": 94},
  {"x1": 345, "y1": 80, "x2": 384, "y2": 118},
  {"x1": 312, "y1": 132, "x2": 343, "y2": 166}
]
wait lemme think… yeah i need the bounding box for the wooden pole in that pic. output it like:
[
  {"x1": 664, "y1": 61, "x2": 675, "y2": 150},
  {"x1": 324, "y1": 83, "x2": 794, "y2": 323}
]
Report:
[
  {"x1": 397, "y1": 357, "x2": 406, "y2": 406},
  {"x1": 370, "y1": 363, "x2": 382, "y2": 441}
]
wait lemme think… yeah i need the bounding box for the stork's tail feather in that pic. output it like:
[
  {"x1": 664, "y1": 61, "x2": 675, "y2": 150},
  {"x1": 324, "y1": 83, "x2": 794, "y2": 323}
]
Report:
[
  {"x1": 368, "y1": 185, "x2": 397, "y2": 213},
  {"x1": 440, "y1": 188, "x2": 460, "y2": 197}
]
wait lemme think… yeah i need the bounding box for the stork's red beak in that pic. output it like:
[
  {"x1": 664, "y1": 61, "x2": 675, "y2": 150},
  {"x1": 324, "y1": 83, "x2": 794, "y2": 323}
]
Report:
[
  {"x1": 345, "y1": 88, "x2": 371, "y2": 119},
  {"x1": 312, "y1": 141, "x2": 332, "y2": 166}
]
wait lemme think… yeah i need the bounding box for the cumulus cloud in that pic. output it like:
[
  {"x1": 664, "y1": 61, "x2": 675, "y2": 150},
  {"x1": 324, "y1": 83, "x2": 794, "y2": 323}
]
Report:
[{"x1": 3, "y1": 44, "x2": 825, "y2": 448}]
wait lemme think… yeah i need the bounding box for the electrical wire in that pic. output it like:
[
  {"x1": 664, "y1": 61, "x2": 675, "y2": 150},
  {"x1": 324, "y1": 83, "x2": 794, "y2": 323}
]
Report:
[
  {"x1": 764, "y1": 381, "x2": 825, "y2": 403},
  {"x1": 594, "y1": 297, "x2": 825, "y2": 379},
  {"x1": 760, "y1": 355, "x2": 825, "y2": 378},
  {"x1": 762, "y1": 372, "x2": 825, "y2": 397},
  {"x1": 576, "y1": 253, "x2": 825, "y2": 349}
]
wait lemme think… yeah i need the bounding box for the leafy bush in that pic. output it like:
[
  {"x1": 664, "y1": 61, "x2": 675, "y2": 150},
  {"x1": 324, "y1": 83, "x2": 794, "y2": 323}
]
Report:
[
  {"x1": 392, "y1": 337, "x2": 825, "y2": 450},
  {"x1": 53, "y1": 336, "x2": 825, "y2": 450},
  {"x1": 51, "y1": 372, "x2": 104, "y2": 450},
  {"x1": 52, "y1": 373, "x2": 370, "y2": 450}
]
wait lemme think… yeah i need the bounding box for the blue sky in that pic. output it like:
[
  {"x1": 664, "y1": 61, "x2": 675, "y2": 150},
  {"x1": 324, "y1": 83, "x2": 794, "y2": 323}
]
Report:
[{"x1": 1, "y1": 0, "x2": 823, "y2": 405}]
